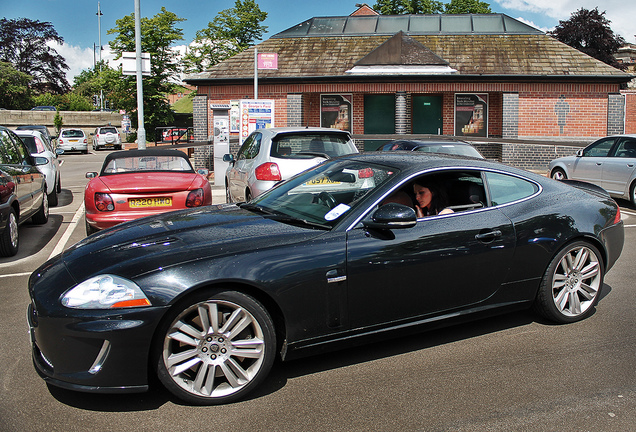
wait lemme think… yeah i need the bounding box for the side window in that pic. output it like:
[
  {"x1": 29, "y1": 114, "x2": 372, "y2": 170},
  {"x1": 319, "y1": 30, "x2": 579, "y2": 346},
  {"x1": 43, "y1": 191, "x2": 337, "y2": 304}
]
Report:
[
  {"x1": 485, "y1": 172, "x2": 539, "y2": 206},
  {"x1": 582, "y1": 138, "x2": 615, "y2": 157},
  {"x1": 0, "y1": 130, "x2": 11, "y2": 164},
  {"x1": 8, "y1": 132, "x2": 29, "y2": 164},
  {"x1": 614, "y1": 138, "x2": 636, "y2": 158},
  {"x1": 0, "y1": 130, "x2": 23, "y2": 164},
  {"x1": 236, "y1": 134, "x2": 255, "y2": 161},
  {"x1": 245, "y1": 132, "x2": 262, "y2": 159}
]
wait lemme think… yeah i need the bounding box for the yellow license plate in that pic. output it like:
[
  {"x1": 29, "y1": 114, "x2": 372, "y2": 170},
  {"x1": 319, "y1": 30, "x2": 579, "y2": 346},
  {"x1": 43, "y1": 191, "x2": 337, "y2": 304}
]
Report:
[
  {"x1": 129, "y1": 197, "x2": 172, "y2": 208},
  {"x1": 69, "y1": 139, "x2": 78, "y2": 142},
  {"x1": 304, "y1": 177, "x2": 341, "y2": 186}
]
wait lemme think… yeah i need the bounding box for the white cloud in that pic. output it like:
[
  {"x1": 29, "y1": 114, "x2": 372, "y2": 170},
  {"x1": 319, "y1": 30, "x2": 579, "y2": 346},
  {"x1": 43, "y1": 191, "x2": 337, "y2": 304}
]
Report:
[{"x1": 48, "y1": 41, "x2": 122, "y2": 85}]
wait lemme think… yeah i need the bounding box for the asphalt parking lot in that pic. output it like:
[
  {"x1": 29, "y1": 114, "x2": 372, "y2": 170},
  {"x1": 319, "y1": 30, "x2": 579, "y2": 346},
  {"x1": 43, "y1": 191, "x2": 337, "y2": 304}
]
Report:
[{"x1": 0, "y1": 150, "x2": 633, "y2": 431}]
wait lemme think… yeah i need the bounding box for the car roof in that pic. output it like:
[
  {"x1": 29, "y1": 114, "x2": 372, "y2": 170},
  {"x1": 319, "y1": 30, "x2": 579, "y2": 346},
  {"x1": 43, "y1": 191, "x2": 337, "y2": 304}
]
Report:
[
  {"x1": 102, "y1": 148, "x2": 189, "y2": 165},
  {"x1": 258, "y1": 127, "x2": 352, "y2": 139}
]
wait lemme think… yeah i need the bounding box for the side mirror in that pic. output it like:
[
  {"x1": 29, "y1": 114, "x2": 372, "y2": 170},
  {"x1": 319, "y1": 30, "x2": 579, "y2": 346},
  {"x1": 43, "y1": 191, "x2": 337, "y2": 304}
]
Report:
[
  {"x1": 576, "y1": 149, "x2": 584, "y2": 157},
  {"x1": 86, "y1": 172, "x2": 98, "y2": 179},
  {"x1": 223, "y1": 154, "x2": 234, "y2": 163},
  {"x1": 55, "y1": 148, "x2": 64, "y2": 155},
  {"x1": 363, "y1": 203, "x2": 417, "y2": 230},
  {"x1": 33, "y1": 157, "x2": 49, "y2": 166},
  {"x1": 197, "y1": 168, "x2": 209, "y2": 176}
]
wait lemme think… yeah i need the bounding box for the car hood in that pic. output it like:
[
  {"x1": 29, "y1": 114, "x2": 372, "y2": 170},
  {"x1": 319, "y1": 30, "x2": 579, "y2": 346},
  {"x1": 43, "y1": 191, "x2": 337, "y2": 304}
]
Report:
[
  {"x1": 96, "y1": 172, "x2": 199, "y2": 193},
  {"x1": 58, "y1": 204, "x2": 326, "y2": 282}
]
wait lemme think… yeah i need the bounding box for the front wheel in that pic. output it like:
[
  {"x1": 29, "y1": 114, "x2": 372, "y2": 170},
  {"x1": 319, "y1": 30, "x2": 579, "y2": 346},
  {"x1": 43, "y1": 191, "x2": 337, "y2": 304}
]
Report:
[
  {"x1": 0, "y1": 208, "x2": 19, "y2": 257},
  {"x1": 551, "y1": 168, "x2": 567, "y2": 180},
  {"x1": 533, "y1": 241, "x2": 604, "y2": 323},
  {"x1": 32, "y1": 193, "x2": 49, "y2": 225},
  {"x1": 154, "y1": 290, "x2": 276, "y2": 405}
]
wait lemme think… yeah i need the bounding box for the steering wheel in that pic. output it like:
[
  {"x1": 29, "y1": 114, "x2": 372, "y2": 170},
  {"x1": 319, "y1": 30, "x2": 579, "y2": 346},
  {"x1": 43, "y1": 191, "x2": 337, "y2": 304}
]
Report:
[{"x1": 318, "y1": 191, "x2": 337, "y2": 209}]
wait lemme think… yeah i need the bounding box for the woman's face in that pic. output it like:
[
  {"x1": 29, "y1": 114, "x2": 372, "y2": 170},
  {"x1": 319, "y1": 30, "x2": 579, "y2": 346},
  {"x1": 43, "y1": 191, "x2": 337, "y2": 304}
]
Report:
[{"x1": 413, "y1": 184, "x2": 432, "y2": 209}]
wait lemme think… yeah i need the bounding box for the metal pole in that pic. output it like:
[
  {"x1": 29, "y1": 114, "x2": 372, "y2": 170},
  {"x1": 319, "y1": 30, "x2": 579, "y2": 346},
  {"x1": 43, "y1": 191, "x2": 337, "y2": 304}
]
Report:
[
  {"x1": 134, "y1": 0, "x2": 146, "y2": 149},
  {"x1": 254, "y1": 47, "x2": 258, "y2": 100},
  {"x1": 97, "y1": 2, "x2": 103, "y2": 110}
]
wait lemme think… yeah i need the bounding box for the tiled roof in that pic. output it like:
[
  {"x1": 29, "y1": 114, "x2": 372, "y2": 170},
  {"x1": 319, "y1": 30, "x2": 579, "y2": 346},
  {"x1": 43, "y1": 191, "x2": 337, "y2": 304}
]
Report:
[{"x1": 185, "y1": 18, "x2": 630, "y2": 83}]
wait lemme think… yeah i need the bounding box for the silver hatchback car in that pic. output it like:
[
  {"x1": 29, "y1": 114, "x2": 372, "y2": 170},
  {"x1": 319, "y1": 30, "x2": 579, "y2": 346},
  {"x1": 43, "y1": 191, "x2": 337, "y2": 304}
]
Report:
[
  {"x1": 548, "y1": 134, "x2": 636, "y2": 205},
  {"x1": 224, "y1": 127, "x2": 359, "y2": 202}
]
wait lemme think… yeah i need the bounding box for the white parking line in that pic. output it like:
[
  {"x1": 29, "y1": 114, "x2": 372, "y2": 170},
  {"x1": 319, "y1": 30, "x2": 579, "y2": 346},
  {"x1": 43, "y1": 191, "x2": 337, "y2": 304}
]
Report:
[
  {"x1": 48, "y1": 203, "x2": 84, "y2": 260},
  {"x1": 0, "y1": 272, "x2": 31, "y2": 279}
]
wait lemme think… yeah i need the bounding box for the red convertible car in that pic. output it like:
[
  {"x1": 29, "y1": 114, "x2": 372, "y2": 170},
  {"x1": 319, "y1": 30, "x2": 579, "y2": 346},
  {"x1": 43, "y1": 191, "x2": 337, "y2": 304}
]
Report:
[{"x1": 84, "y1": 149, "x2": 212, "y2": 235}]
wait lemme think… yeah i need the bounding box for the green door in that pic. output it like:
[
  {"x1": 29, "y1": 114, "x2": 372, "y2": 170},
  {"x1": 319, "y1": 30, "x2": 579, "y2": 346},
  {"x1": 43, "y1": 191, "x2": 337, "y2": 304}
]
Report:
[
  {"x1": 412, "y1": 95, "x2": 442, "y2": 135},
  {"x1": 364, "y1": 94, "x2": 395, "y2": 151}
]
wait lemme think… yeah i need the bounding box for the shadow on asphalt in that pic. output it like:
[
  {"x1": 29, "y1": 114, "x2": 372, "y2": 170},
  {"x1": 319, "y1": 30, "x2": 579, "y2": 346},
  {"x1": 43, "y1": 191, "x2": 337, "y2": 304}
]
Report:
[{"x1": 45, "y1": 283, "x2": 616, "y2": 410}]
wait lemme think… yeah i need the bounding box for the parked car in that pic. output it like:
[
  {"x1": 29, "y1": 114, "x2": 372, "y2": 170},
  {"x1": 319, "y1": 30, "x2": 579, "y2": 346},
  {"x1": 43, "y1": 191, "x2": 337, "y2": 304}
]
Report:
[
  {"x1": 0, "y1": 126, "x2": 49, "y2": 257},
  {"x1": 377, "y1": 138, "x2": 484, "y2": 158},
  {"x1": 92, "y1": 126, "x2": 122, "y2": 150},
  {"x1": 14, "y1": 130, "x2": 63, "y2": 206},
  {"x1": 28, "y1": 153, "x2": 623, "y2": 404},
  {"x1": 84, "y1": 149, "x2": 211, "y2": 235},
  {"x1": 224, "y1": 127, "x2": 359, "y2": 202},
  {"x1": 57, "y1": 128, "x2": 88, "y2": 154},
  {"x1": 31, "y1": 106, "x2": 56, "y2": 111},
  {"x1": 548, "y1": 134, "x2": 636, "y2": 206},
  {"x1": 15, "y1": 125, "x2": 53, "y2": 147}
]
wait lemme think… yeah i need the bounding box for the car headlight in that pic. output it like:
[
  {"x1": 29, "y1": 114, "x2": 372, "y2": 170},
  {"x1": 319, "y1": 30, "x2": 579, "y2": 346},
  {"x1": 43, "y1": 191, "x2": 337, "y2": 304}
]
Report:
[{"x1": 61, "y1": 275, "x2": 152, "y2": 309}]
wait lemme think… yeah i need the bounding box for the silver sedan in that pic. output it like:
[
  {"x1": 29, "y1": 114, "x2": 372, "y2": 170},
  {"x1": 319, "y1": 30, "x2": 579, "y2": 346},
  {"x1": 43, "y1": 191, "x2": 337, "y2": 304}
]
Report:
[{"x1": 548, "y1": 134, "x2": 636, "y2": 205}]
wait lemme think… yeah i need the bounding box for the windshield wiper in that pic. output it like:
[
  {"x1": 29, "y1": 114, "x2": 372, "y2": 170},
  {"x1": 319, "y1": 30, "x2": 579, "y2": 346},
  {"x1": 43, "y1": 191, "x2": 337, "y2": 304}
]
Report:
[
  {"x1": 239, "y1": 203, "x2": 274, "y2": 215},
  {"x1": 266, "y1": 212, "x2": 331, "y2": 230}
]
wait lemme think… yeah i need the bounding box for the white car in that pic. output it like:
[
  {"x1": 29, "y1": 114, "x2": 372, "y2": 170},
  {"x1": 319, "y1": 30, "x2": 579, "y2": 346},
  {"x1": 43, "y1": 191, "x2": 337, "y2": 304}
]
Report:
[
  {"x1": 223, "y1": 127, "x2": 359, "y2": 202},
  {"x1": 15, "y1": 129, "x2": 63, "y2": 206},
  {"x1": 58, "y1": 128, "x2": 88, "y2": 154},
  {"x1": 548, "y1": 134, "x2": 636, "y2": 206},
  {"x1": 92, "y1": 126, "x2": 122, "y2": 150}
]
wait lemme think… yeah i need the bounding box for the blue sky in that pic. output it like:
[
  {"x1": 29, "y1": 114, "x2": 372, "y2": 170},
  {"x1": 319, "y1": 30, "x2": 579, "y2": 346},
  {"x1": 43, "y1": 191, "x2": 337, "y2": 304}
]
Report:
[{"x1": 1, "y1": 0, "x2": 634, "y2": 81}]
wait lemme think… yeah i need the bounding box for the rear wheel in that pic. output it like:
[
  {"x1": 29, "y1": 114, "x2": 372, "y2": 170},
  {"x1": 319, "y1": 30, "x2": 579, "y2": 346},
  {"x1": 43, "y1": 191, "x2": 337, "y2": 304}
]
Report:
[
  {"x1": 32, "y1": 193, "x2": 49, "y2": 225},
  {"x1": 534, "y1": 241, "x2": 604, "y2": 323},
  {"x1": 0, "y1": 209, "x2": 19, "y2": 257},
  {"x1": 154, "y1": 290, "x2": 276, "y2": 405},
  {"x1": 85, "y1": 217, "x2": 98, "y2": 236},
  {"x1": 629, "y1": 181, "x2": 636, "y2": 208},
  {"x1": 225, "y1": 183, "x2": 232, "y2": 203},
  {"x1": 551, "y1": 168, "x2": 567, "y2": 180},
  {"x1": 48, "y1": 187, "x2": 58, "y2": 207}
]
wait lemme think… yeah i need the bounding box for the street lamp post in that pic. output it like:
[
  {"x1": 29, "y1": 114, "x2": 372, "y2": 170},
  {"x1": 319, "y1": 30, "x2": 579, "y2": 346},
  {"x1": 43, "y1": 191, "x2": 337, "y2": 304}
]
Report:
[
  {"x1": 134, "y1": 0, "x2": 146, "y2": 149},
  {"x1": 97, "y1": 2, "x2": 103, "y2": 111}
]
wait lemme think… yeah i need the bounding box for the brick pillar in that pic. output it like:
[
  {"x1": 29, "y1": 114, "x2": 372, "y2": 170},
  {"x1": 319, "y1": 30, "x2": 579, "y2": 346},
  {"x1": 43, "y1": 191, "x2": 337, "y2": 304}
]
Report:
[
  {"x1": 395, "y1": 91, "x2": 408, "y2": 134},
  {"x1": 192, "y1": 95, "x2": 213, "y2": 171},
  {"x1": 287, "y1": 94, "x2": 304, "y2": 127},
  {"x1": 502, "y1": 93, "x2": 519, "y2": 139},
  {"x1": 607, "y1": 93, "x2": 625, "y2": 135}
]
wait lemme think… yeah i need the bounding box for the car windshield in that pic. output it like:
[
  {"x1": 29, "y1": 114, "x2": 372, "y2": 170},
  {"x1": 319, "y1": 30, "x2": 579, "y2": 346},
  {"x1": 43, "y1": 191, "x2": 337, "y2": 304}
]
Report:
[
  {"x1": 270, "y1": 133, "x2": 354, "y2": 159},
  {"x1": 62, "y1": 130, "x2": 85, "y2": 138},
  {"x1": 248, "y1": 159, "x2": 398, "y2": 228},
  {"x1": 99, "y1": 127, "x2": 117, "y2": 134},
  {"x1": 101, "y1": 155, "x2": 193, "y2": 175},
  {"x1": 414, "y1": 144, "x2": 482, "y2": 158}
]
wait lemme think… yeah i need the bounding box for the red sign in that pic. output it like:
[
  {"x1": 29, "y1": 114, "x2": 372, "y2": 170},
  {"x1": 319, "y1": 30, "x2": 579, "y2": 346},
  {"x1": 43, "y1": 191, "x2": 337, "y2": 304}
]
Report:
[{"x1": 257, "y1": 53, "x2": 278, "y2": 70}]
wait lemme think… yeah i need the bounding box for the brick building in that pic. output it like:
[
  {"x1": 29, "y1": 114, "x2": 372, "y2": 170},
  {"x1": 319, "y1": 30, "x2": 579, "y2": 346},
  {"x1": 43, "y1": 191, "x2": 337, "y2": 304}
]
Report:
[{"x1": 185, "y1": 9, "x2": 634, "y2": 172}]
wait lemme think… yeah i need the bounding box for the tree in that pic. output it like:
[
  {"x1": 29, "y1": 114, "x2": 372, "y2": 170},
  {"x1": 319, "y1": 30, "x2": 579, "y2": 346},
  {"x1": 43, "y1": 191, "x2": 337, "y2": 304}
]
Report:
[
  {"x1": 373, "y1": 0, "x2": 491, "y2": 14},
  {"x1": 107, "y1": 7, "x2": 186, "y2": 139},
  {"x1": 444, "y1": 0, "x2": 491, "y2": 14},
  {"x1": 183, "y1": 0, "x2": 268, "y2": 73},
  {"x1": 0, "y1": 18, "x2": 70, "y2": 94},
  {"x1": 548, "y1": 8, "x2": 626, "y2": 69},
  {"x1": 0, "y1": 62, "x2": 33, "y2": 109}
]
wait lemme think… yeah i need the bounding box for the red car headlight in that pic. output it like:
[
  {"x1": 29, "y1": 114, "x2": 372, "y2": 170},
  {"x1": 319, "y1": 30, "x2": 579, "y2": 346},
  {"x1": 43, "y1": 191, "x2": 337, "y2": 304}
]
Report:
[
  {"x1": 186, "y1": 188, "x2": 205, "y2": 207},
  {"x1": 95, "y1": 193, "x2": 114, "y2": 211}
]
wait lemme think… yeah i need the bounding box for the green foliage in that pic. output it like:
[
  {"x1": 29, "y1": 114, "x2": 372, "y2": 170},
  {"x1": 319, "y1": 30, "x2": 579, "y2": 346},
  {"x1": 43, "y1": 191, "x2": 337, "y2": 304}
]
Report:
[
  {"x1": 373, "y1": 0, "x2": 492, "y2": 14},
  {"x1": 53, "y1": 110, "x2": 63, "y2": 135},
  {"x1": 172, "y1": 91, "x2": 194, "y2": 114},
  {"x1": 0, "y1": 18, "x2": 70, "y2": 94},
  {"x1": 548, "y1": 7, "x2": 626, "y2": 69},
  {"x1": 0, "y1": 61, "x2": 33, "y2": 109},
  {"x1": 107, "y1": 7, "x2": 186, "y2": 135},
  {"x1": 32, "y1": 92, "x2": 94, "y2": 111},
  {"x1": 183, "y1": 0, "x2": 268, "y2": 73},
  {"x1": 444, "y1": 0, "x2": 491, "y2": 14}
]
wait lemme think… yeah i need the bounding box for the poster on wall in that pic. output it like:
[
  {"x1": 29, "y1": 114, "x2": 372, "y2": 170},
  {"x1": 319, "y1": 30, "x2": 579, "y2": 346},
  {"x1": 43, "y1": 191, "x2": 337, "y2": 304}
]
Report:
[
  {"x1": 230, "y1": 100, "x2": 240, "y2": 132},
  {"x1": 239, "y1": 99, "x2": 275, "y2": 144},
  {"x1": 455, "y1": 94, "x2": 488, "y2": 137},
  {"x1": 321, "y1": 94, "x2": 352, "y2": 133}
]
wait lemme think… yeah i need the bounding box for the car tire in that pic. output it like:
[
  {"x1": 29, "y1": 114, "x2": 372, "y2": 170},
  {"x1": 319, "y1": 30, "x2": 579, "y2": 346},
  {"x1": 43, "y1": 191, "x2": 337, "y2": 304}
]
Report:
[
  {"x1": 48, "y1": 188, "x2": 58, "y2": 207},
  {"x1": 533, "y1": 241, "x2": 604, "y2": 323},
  {"x1": 56, "y1": 175, "x2": 62, "y2": 193},
  {"x1": 0, "y1": 208, "x2": 19, "y2": 257},
  {"x1": 32, "y1": 193, "x2": 49, "y2": 225},
  {"x1": 154, "y1": 289, "x2": 276, "y2": 405},
  {"x1": 629, "y1": 181, "x2": 636, "y2": 208},
  {"x1": 85, "y1": 218, "x2": 98, "y2": 236},
  {"x1": 225, "y1": 184, "x2": 232, "y2": 203},
  {"x1": 245, "y1": 190, "x2": 252, "y2": 202},
  {"x1": 551, "y1": 168, "x2": 567, "y2": 180}
]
